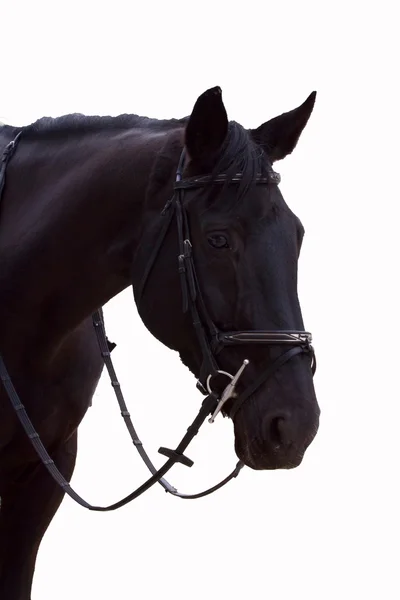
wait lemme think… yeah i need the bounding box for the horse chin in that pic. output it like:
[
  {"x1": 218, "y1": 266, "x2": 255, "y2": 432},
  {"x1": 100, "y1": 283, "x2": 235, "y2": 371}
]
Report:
[{"x1": 235, "y1": 439, "x2": 306, "y2": 471}]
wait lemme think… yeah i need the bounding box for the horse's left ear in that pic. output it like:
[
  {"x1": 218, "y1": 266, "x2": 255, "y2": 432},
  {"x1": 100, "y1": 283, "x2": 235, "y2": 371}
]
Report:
[
  {"x1": 185, "y1": 86, "x2": 228, "y2": 162},
  {"x1": 250, "y1": 92, "x2": 316, "y2": 162}
]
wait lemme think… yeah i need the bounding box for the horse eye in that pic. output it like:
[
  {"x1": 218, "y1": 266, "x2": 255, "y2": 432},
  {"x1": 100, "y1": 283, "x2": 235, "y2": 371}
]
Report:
[{"x1": 208, "y1": 234, "x2": 230, "y2": 249}]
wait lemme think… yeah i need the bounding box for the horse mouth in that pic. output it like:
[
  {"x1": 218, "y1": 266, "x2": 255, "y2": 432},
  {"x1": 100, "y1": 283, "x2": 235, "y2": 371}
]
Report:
[{"x1": 233, "y1": 407, "x2": 319, "y2": 471}]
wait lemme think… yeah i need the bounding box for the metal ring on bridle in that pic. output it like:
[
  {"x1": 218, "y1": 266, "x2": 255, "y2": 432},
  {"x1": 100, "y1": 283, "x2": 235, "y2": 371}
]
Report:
[
  {"x1": 206, "y1": 370, "x2": 235, "y2": 395},
  {"x1": 206, "y1": 360, "x2": 250, "y2": 424}
]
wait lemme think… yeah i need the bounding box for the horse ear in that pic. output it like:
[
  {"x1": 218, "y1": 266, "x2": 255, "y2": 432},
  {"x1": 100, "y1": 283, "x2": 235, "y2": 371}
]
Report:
[
  {"x1": 250, "y1": 92, "x2": 316, "y2": 162},
  {"x1": 185, "y1": 86, "x2": 228, "y2": 162}
]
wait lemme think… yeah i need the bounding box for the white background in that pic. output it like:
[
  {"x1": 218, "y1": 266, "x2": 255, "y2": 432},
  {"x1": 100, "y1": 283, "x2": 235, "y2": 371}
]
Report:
[{"x1": 2, "y1": 1, "x2": 399, "y2": 599}]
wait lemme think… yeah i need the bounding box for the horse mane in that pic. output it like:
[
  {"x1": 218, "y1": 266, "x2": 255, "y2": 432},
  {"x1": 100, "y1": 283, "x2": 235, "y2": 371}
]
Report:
[
  {"x1": 3, "y1": 111, "x2": 268, "y2": 205},
  {"x1": 21, "y1": 113, "x2": 188, "y2": 137}
]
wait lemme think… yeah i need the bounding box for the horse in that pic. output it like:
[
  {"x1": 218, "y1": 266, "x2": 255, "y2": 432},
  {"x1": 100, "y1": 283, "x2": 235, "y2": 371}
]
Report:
[{"x1": 0, "y1": 86, "x2": 320, "y2": 599}]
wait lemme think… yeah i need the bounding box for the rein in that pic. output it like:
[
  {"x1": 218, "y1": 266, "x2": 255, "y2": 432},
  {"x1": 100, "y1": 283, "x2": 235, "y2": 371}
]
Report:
[{"x1": 0, "y1": 133, "x2": 316, "y2": 510}]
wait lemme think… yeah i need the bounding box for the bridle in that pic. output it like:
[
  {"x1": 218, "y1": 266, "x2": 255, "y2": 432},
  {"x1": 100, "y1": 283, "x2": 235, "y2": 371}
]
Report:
[
  {"x1": 0, "y1": 133, "x2": 316, "y2": 510},
  {"x1": 136, "y1": 150, "x2": 316, "y2": 423}
]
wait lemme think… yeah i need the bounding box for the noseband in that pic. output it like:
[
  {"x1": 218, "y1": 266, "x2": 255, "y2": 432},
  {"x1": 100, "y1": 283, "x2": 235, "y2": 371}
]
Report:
[{"x1": 137, "y1": 151, "x2": 316, "y2": 423}]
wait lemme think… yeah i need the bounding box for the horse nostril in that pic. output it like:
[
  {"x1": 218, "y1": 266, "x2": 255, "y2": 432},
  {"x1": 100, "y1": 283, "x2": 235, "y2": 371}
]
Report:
[{"x1": 264, "y1": 413, "x2": 292, "y2": 449}]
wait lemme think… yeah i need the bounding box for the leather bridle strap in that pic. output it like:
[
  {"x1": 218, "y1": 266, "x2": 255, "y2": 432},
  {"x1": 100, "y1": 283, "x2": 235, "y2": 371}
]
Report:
[
  {"x1": 169, "y1": 164, "x2": 316, "y2": 404},
  {"x1": 229, "y1": 345, "x2": 315, "y2": 420},
  {"x1": 175, "y1": 196, "x2": 220, "y2": 381},
  {"x1": 217, "y1": 331, "x2": 314, "y2": 345}
]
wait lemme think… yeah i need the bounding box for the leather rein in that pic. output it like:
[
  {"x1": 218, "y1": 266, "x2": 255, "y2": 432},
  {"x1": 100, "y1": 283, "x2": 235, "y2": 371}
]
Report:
[{"x1": 0, "y1": 133, "x2": 316, "y2": 509}]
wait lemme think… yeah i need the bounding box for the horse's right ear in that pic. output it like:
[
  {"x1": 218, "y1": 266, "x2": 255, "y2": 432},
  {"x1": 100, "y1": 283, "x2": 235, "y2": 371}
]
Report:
[
  {"x1": 250, "y1": 92, "x2": 316, "y2": 163},
  {"x1": 185, "y1": 87, "x2": 228, "y2": 162}
]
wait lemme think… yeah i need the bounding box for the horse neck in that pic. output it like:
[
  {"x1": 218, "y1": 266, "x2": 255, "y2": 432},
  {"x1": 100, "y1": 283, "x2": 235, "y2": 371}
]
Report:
[{"x1": 0, "y1": 126, "x2": 183, "y2": 358}]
